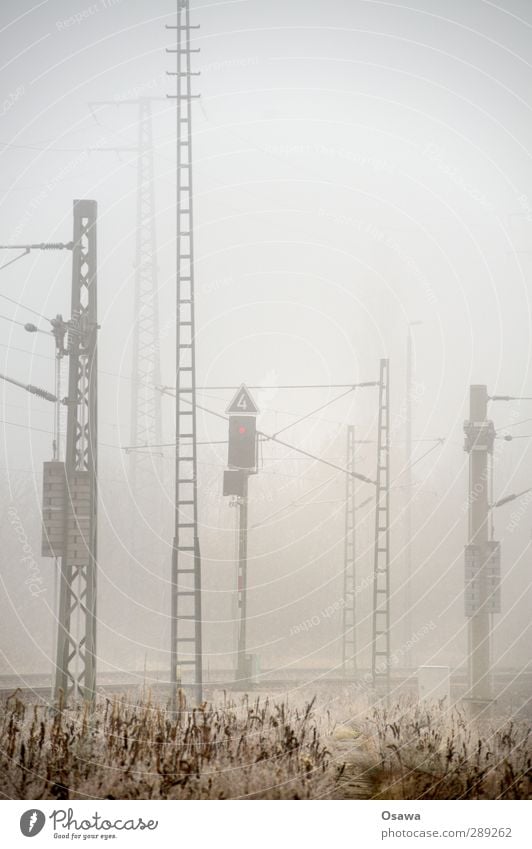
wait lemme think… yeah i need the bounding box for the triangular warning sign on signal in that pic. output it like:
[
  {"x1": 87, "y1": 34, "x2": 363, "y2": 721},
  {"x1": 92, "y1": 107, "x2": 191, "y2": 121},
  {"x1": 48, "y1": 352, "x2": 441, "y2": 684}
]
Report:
[{"x1": 226, "y1": 384, "x2": 259, "y2": 415}]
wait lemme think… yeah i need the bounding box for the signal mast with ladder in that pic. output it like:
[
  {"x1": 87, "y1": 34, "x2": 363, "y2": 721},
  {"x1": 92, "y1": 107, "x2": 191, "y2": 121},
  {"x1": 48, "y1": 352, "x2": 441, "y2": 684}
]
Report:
[{"x1": 223, "y1": 385, "x2": 259, "y2": 684}]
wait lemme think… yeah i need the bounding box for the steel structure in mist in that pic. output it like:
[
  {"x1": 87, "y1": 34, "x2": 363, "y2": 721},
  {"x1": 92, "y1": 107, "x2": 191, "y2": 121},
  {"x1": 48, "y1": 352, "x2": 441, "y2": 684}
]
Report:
[
  {"x1": 52, "y1": 200, "x2": 99, "y2": 702},
  {"x1": 88, "y1": 97, "x2": 163, "y2": 496},
  {"x1": 341, "y1": 425, "x2": 357, "y2": 677},
  {"x1": 404, "y1": 329, "x2": 414, "y2": 664},
  {"x1": 371, "y1": 358, "x2": 391, "y2": 696},
  {"x1": 129, "y1": 98, "x2": 163, "y2": 496},
  {"x1": 167, "y1": 0, "x2": 203, "y2": 704},
  {"x1": 222, "y1": 386, "x2": 259, "y2": 684},
  {"x1": 464, "y1": 385, "x2": 499, "y2": 716}
]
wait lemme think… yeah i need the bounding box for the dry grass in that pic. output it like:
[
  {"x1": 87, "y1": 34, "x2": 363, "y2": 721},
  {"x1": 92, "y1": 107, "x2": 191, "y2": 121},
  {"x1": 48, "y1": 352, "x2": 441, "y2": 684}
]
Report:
[
  {"x1": 0, "y1": 690, "x2": 330, "y2": 800},
  {"x1": 362, "y1": 699, "x2": 532, "y2": 799},
  {"x1": 2, "y1": 690, "x2": 530, "y2": 800}
]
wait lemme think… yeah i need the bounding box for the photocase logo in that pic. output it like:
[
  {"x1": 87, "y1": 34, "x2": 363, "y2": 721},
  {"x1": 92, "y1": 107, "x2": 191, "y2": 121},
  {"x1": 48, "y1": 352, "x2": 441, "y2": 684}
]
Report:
[{"x1": 20, "y1": 810, "x2": 46, "y2": 837}]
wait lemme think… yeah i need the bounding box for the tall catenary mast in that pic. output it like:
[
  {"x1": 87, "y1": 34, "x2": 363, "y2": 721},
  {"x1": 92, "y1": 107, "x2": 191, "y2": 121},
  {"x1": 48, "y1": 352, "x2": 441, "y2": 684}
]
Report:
[
  {"x1": 53, "y1": 200, "x2": 98, "y2": 702},
  {"x1": 371, "y1": 359, "x2": 391, "y2": 699},
  {"x1": 129, "y1": 98, "x2": 163, "y2": 496},
  {"x1": 88, "y1": 96, "x2": 163, "y2": 492},
  {"x1": 341, "y1": 425, "x2": 357, "y2": 677},
  {"x1": 166, "y1": 0, "x2": 202, "y2": 705}
]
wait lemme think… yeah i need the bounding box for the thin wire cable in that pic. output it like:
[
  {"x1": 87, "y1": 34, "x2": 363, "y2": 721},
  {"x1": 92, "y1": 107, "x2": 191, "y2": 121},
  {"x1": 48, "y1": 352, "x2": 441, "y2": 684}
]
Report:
[
  {"x1": 497, "y1": 416, "x2": 532, "y2": 432},
  {"x1": 123, "y1": 439, "x2": 228, "y2": 452},
  {"x1": 0, "y1": 418, "x2": 52, "y2": 435},
  {"x1": 194, "y1": 381, "x2": 379, "y2": 392},
  {"x1": 0, "y1": 312, "x2": 47, "y2": 331},
  {"x1": 0, "y1": 249, "x2": 29, "y2": 272},
  {"x1": 250, "y1": 475, "x2": 336, "y2": 530},
  {"x1": 402, "y1": 439, "x2": 445, "y2": 473},
  {"x1": 155, "y1": 386, "x2": 375, "y2": 483},
  {"x1": 491, "y1": 395, "x2": 532, "y2": 402},
  {"x1": 0, "y1": 290, "x2": 51, "y2": 321},
  {"x1": 259, "y1": 431, "x2": 375, "y2": 485},
  {"x1": 272, "y1": 386, "x2": 356, "y2": 438},
  {"x1": 0, "y1": 341, "x2": 52, "y2": 360}
]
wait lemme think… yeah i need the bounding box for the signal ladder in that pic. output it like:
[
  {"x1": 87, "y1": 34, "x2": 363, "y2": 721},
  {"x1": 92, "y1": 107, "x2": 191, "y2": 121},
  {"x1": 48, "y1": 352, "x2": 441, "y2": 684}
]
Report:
[
  {"x1": 166, "y1": 0, "x2": 202, "y2": 705},
  {"x1": 371, "y1": 359, "x2": 391, "y2": 699},
  {"x1": 341, "y1": 425, "x2": 357, "y2": 677}
]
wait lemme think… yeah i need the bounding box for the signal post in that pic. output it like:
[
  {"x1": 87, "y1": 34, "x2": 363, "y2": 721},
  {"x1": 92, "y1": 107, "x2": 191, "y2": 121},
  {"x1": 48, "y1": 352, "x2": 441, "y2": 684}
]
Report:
[
  {"x1": 463, "y1": 385, "x2": 500, "y2": 719},
  {"x1": 223, "y1": 385, "x2": 259, "y2": 686}
]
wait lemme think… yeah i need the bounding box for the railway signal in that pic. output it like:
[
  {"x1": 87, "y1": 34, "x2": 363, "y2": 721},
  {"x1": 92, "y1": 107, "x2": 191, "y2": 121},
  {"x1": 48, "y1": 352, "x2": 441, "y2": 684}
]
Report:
[
  {"x1": 228, "y1": 416, "x2": 257, "y2": 471},
  {"x1": 224, "y1": 385, "x2": 259, "y2": 686}
]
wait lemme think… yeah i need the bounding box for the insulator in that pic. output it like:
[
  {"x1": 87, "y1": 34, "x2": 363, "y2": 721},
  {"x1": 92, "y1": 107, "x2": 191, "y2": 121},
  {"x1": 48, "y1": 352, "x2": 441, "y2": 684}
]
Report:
[
  {"x1": 35, "y1": 242, "x2": 73, "y2": 251},
  {"x1": 27, "y1": 384, "x2": 57, "y2": 403},
  {"x1": 24, "y1": 323, "x2": 38, "y2": 333}
]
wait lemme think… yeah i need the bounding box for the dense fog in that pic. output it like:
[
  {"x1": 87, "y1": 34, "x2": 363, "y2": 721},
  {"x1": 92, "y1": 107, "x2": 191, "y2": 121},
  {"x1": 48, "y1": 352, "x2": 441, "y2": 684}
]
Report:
[{"x1": 1, "y1": 0, "x2": 531, "y2": 691}]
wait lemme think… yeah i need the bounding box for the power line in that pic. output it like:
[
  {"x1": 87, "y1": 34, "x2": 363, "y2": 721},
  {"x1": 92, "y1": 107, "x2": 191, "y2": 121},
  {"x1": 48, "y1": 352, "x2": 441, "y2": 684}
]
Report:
[
  {"x1": 0, "y1": 371, "x2": 56, "y2": 402},
  {"x1": 0, "y1": 139, "x2": 133, "y2": 152},
  {"x1": 490, "y1": 395, "x2": 532, "y2": 402},
  {"x1": 0, "y1": 290, "x2": 51, "y2": 322},
  {"x1": 497, "y1": 416, "x2": 532, "y2": 432},
  {"x1": 0, "y1": 418, "x2": 53, "y2": 436},
  {"x1": 0, "y1": 342, "x2": 52, "y2": 360},
  {"x1": 158, "y1": 385, "x2": 375, "y2": 484},
  {"x1": 402, "y1": 438, "x2": 445, "y2": 472},
  {"x1": 272, "y1": 386, "x2": 357, "y2": 438},
  {"x1": 491, "y1": 487, "x2": 532, "y2": 509},
  {"x1": 0, "y1": 249, "x2": 31, "y2": 273},
  {"x1": 177, "y1": 381, "x2": 380, "y2": 392},
  {"x1": 250, "y1": 475, "x2": 336, "y2": 530},
  {"x1": 259, "y1": 431, "x2": 376, "y2": 485},
  {"x1": 0, "y1": 312, "x2": 44, "y2": 333},
  {"x1": 123, "y1": 438, "x2": 228, "y2": 453}
]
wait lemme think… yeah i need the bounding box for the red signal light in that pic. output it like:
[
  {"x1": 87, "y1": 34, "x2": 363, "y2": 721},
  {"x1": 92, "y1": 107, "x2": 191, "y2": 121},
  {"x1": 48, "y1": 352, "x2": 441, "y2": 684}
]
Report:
[{"x1": 228, "y1": 415, "x2": 256, "y2": 469}]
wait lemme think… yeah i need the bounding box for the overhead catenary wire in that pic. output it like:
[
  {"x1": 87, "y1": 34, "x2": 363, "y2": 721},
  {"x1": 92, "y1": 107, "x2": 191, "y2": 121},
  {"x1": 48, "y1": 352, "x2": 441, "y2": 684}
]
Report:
[
  {"x1": 272, "y1": 386, "x2": 358, "y2": 438},
  {"x1": 0, "y1": 418, "x2": 53, "y2": 436},
  {"x1": 491, "y1": 487, "x2": 532, "y2": 509},
  {"x1": 497, "y1": 416, "x2": 532, "y2": 432},
  {"x1": 0, "y1": 250, "x2": 31, "y2": 273},
  {"x1": 154, "y1": 385, "x2": 376, "y2": 484},
  {"x1": 400, "y1": 438, "x2": 445, "y2": 473},
  {"x1": 168, "y1": 381, "x2": 380, "y2": 392},
  {"x1": 123, "y1": 439, "x2": 228, "y2": 453},
  {"x1": 250, "y1": 475, "x2": 337, "y2": 529},
  {"x1": 0, "y1": 371, "x2": 57, "y2": 403},
  {"x1": 0, "y1": 290, "x2": 52, "y2": 322},
  {"x1": 490, "y1": 395, "x2": 532, "y2": 401},
  {"x1": 156, "y1": 386, "x2": 442, "y2": 484},
  {"x1": 258, "y1": 430, "x2": 375, "y2": 485},
  {"x1": 0, "y1": 312, "x2": 45, "y2": 333}
]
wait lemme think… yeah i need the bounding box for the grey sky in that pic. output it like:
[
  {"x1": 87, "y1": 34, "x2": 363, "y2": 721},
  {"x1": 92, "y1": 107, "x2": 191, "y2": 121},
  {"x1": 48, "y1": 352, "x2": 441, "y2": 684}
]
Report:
[{"x1": 1, "y1": 0, "x2": 532, "y2": 679}]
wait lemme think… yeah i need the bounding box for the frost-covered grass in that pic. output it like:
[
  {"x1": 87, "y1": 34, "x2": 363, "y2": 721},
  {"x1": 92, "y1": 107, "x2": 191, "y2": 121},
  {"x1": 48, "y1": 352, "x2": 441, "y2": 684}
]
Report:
[
  {"x1": 348, "y1": 699, "x2": 532, "y2": 800},
  {"x1": 1, "y1": 689, "x2": 530, "y2": 799},
  {"x1": 0, "y1": 690, "x2": 330, "y2": 800}
]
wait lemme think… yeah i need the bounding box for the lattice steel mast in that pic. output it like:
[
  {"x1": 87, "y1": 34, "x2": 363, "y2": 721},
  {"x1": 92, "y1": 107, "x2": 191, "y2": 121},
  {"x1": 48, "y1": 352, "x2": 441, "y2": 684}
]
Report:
[
  {"x1": 371, "y1": 358, "x2": 391, "y2": 698},
  {"x1": 130, "y1": 98, "x2": 163, "y2": 494},
  {"x1": 87, "y1": 97, "x2": 163, "y2": 491},
  {"x1": 166, "y1": 0, "x2": 202, "y2": 704},
  {"x1": 341, "y1": 425, "x2": 357, "y2": 677},
  {"x1": 54, "y1": 200, "x2": 98, "y2": 702}
]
